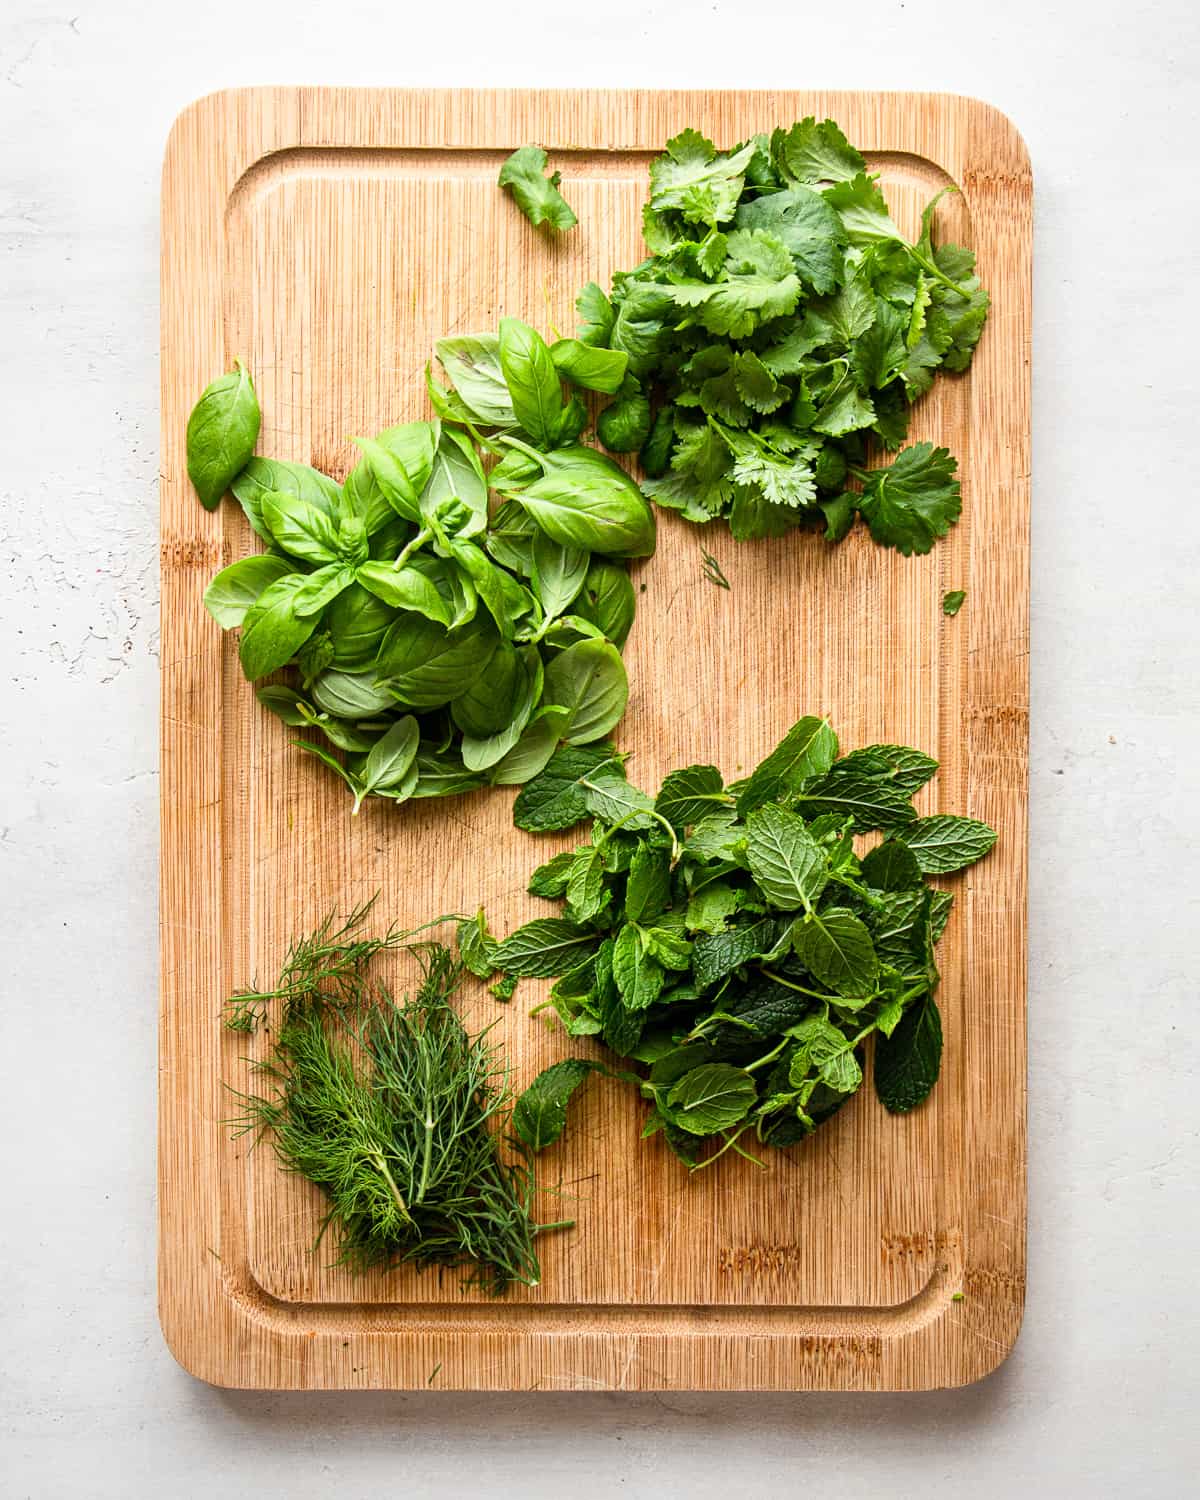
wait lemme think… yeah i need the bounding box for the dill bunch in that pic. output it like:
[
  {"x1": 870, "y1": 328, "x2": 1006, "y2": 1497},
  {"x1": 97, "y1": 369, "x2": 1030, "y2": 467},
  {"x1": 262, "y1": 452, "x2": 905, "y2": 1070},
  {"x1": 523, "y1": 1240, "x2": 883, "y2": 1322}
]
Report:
[{"x1": 228, "y1": 903, "x2": 561, "y2": 1294}]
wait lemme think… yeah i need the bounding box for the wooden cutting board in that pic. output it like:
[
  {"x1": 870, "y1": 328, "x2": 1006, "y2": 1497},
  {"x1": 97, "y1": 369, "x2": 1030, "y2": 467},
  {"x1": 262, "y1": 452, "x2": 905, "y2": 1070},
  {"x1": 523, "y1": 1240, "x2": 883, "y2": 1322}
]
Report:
[{"x1": 159, "y1": 88, "x2": 1030, "y2": 1391}]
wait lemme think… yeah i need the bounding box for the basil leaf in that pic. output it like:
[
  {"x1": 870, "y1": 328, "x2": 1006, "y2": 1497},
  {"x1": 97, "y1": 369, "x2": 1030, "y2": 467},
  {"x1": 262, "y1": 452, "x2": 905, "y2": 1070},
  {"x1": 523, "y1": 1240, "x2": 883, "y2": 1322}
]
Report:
[
  {"x1": 531, "y1": 531, "x2": 588, "y2": 621},
  {"x1": 665, "y1": 1064, "x2": 756, "y2": 1136},
  {"x1": 460, "y1": 647, "x2": 542, "y2": 772},
  {"x1": 435, "y1": 334, "x2": 517, "y2": 427},
  {"x1": 356, "y1": 560, "x2": 452, "y2": 625},
  {"x1": 255, "y1": 684, "x2": 310, "y2": 726},
  {"x1": 340, "y1": 460, "x2": 396, "y2": 536},
  {"x1": 451, "y1": 638, "x2": 522, "y2": 738},
  {"x1": 292, "y1": 741, "x2": 362, "y2": 796},
  {"x1": 309, "y1": 666, "x2": 395, "y2": 718},
  {"x1": 493, "y1": 918, "x2": 599, "y2": 978},
  {"x1": 405, "y1": 552, "x2": 478, "y2": 630},
  {"x1": 874, "y1": 993, "x2": 942, "y2": 1113},
  {"x1": 736, "y1": 716, "x2": 839, "y2": 817},
  {"x1": 419, "y1": 427, "x2": 488, "y2": 538},
  {"x1": 498, "y1": 318, "x2": 565, "y2": 448},
  {"x1": 261, "y1": 489, "x2": 341, "y2": 563},
  {"x1": 573, "y1": 559, "x2": 636, "y2": 649},
  {"x1": 238, "y1": 573, "x2": 319, "y2": 680},
  {"x1": 896, "y1": 814, "x2": 998, "y2": 873},
  {"x1": 375, "y1": 612, "x2": 498, "y2": 709},
  {"x1": 409, "y1": 749, "x2": 488, "y2": 800},
  {"x1": 323, "y1": 584, "x2": 396, "y2": 671},
  {"x1": 353, "y1": 421, "x2": 439, "y2": 522},
  {"x1": 550, "y1": 339, "x2": 628, "y2": 394},
  {"x1": 352, "y1": 716, "x2": 419, "y2": 814},
  {"x1": 185, "y1": 360, "x2": 260, "y2": 510},
  {"x1": 203, "y1": 554, "x2": 293, "y2": 628},
  {"x1": 543, "y1": 639, "x2": 629, "y2": 745},
  {"x1": 513, "y1": 1059, "x2": 599, "y2": 1153},
  {"x1": 232, "y1": 457, "x2": 340, "y2": 541},
  {"x1": 290, "y1": 562, "x2": 356, "y2": 618},
  {"x1": 484, "y1": 498, "x2": 537, "y2": 576},
  {"x1": 450, "y1": 541, "x2": 536, "y2": 639},
  {"x1": 575, "y1": 282, "x2": 615, "y2": 346},
  {"x1": 510, "y1": 445, "x2": 656, "y2": 557},
  {"x1": 489, "y1": 707, "x2": 570, "y2": 786}
]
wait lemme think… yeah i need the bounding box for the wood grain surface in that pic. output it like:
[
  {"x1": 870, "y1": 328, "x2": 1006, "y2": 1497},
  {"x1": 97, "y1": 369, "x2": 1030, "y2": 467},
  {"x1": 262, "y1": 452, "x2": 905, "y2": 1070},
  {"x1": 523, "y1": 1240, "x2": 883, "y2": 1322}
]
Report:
[{"x1": 159, "y1": 88, "x2": 1030, "y2": 1391}]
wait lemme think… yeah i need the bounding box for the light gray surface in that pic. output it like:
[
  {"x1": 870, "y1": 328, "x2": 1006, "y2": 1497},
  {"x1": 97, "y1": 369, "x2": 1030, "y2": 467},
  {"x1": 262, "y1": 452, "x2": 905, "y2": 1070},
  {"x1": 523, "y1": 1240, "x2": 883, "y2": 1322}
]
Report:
[{"x1": 2, "y1": 0, "x2": 1196, "y2": 1494}]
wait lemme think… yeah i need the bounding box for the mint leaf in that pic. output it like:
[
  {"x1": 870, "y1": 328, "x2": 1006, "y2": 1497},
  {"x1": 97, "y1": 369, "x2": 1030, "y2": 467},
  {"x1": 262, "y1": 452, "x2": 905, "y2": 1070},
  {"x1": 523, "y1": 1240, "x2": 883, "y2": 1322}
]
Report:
[
  {"x1": 793, "y1": 908, "x2": 879, "y2": 998},
  {"x1": 457, "y1": 908, "x2": 499, "y2": 979},
  {"x1": 625, "y1": 843, "x2": 671, "y2": 923},
  {"x1": 744, "y1": 805, "x2": 829, "y2": 911},
  {"x1": 942, "y1": 589, "x2": 966, "y2": 616},
  {"x1": 612, "y1": 924, "x2": 665, "y2": 1010},
  {"x1": 737, "y1": 715, "x2": 838, "y2": 817},
  {"x1": 874, "y1": 994, "x2": 942, "y2": 1113},
  {"x1": 498, "y1": 146, "x2": 578, "y2": 230},
  {"x1": 665, "y1": 1063, "x2": 756, "y2": 1135},
  {"x1": 582, "y1": 774, "x2": 656, "y2": 830},
  {"x1": 527, "y1": 850, "x2": 575, "y2": 899},
  {"x1": 492, "y1": 918, "x2": 599, "y2": 978},
  {"x1": 655, "y1": 764, "x2": 728, "y2": 828},
  {"x1": 513, "y1": 1059, "x2": 600, "y2": 1151},
  {"x1": 897, "y1": 814, "x2": 998, "y2": 873},
  {"x1": 512, "y1": 744, "x2": 626, "y2": 832}
]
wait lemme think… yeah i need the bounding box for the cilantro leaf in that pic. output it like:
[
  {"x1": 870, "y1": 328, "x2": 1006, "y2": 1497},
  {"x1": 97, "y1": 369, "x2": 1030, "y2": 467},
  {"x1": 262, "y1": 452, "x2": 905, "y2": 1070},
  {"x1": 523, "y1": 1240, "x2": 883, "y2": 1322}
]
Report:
[
  {"x1": 498, "y1": 146, "x2": 578, "y2": 230},
  {"x1": 649, "y1": 131, "x2": 757, "y2": 226},
  {"x1": 856, "y1": 443, "x2": 962, "y2": 556},
  {"x1": 772, "y1": 117, "x2": 866, "y2": 186}
]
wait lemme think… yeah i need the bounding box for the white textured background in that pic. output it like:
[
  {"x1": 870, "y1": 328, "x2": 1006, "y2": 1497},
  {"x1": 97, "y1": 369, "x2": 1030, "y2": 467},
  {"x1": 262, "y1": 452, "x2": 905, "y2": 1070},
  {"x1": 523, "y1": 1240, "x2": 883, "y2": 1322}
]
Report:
[{"x1": 2, "y1": 1, "x2": 1197, "y2": 1495}]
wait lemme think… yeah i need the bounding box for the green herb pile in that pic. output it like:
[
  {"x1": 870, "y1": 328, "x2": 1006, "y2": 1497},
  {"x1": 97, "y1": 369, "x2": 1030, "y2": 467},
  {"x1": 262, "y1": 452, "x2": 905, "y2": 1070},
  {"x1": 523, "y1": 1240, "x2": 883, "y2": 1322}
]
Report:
[
  {"x1": 228, "y1": 904, "x2": 568, "y2": 1293},
  {"x1": 466, "y1": 718, "x2": 996, "y2": 1169},
  {"x1": 577, "y1": 117, "x2": 989, "y2": 551},
  {"x1": 188, "y1": 318, "x2": 655, "y2": 812}
]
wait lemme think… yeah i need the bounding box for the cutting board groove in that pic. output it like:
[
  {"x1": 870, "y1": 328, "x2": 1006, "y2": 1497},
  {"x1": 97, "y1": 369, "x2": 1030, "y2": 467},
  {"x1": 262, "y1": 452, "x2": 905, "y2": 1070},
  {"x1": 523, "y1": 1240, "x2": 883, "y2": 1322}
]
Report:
[{"x1": 160, "y1": 87, "x2": 1030, "y2": 1391}]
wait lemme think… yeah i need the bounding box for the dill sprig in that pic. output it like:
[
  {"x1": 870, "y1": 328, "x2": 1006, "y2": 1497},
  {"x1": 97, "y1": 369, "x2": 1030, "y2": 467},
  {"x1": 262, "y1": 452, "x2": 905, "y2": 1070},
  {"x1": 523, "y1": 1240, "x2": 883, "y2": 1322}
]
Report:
[
  {"x1": 227, "y1": 905, "x2": 563, "y2": 1294},
  {"x1": 700, "y1": 548, "x2": 731, "y2": 590}
]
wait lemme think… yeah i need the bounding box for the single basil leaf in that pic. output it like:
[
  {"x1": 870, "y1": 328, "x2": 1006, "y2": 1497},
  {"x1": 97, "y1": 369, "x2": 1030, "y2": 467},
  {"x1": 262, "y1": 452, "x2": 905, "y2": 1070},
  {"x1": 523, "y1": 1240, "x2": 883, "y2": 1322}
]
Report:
[
  {"x1": 531, "y1": 530, "x2": 589, "y2": 621},
  {"x1": 354, "y1": 421, "x2": 439, "y2": 522},
  {"x1": 292, "y1": 740, "x2": 362, "y2": 796},
  {"x1": 793, "y1": 908, "x2": 879, "y2": 997},
  {"x1": 451, "y1": 638, "x2": 522, "y2": 738},
  {"x1": 352, "y1": 716, "x2": 419, "y2": 813},
  {"x1": 513, "y1": 1058, "x2": 600, "y2": 1154},
  {"x1": 231, "y1": 457, "x2": 340, "y2": 541},
  {"x1": 543, "y1": 638, "x2": 629, "y2": 745},
  {"x1": 736, "y1": 716, "x2": 839, "y2": 817},
  {"x1": 451, "y1": 540, "x2": 536, "y2": 639},
  {"x1": 238, "y1": 573, "x2": 319, "y2": 680},
  {"x1": 573, "y1": 559, "x2": 636, "y2": 649},
  {"x1": 356, "y1": 560, "x2": 452, "y2": 624},
  {"x1": 498, "y1": 318, "x2": 565, "y2": 448},
  {"x1": 576, "y1": 281, "x2": 615, "y2": 346},
  {"x1": 309, "y1": 666, "x2": 396, "y2": 718},
  {"x1": 435, "y1": 334, "x2": 517, "y2": 427},
  {"x1": 507, "y1": 445, "x2": 656, "y2": 558},
  {"x1": 289, "y1": 563, "x2": 355, "y2": 619},
  {"x1": 612, "y1": 924, "x2": 664, "y2": 1011},
  {"x1": 550, "y1": 338, "x2": 628, "y2": 394},
  {"x1": 665, "y1": 1063, "x2": 756, "y2": 1136},
  {"x1": 493, "y1": 918, "x2": 599, "y2": 978},
  {"x1": 419, "y1": 426, "x2": 488, "y2": 537},
  {"x1": 539, "y1": 614, "x2": 607, "y2": 650},
  {"x1": 203, "y1": 554, "x2": 294, "y2": 628},
  {"x1": 409, "y1": 749, "x2": 488, "y2": 800},
  {"x1": 261, "y1": 489, "x2": 342, "y2": 564},
  {"x1": 655, "y1": 764, "x2": 728, "y2": 829},
  {"x1": 186, "y1": 360, "x2": 260, "y2": 510},
  {"x1": 874, "y1": 993, "x2": 942, "y2": 1113},
  {"x1": 511, "y1": 742, "x2": 626, "y2": 831},
  {"x1": 488, "y1": 707, "x2": 568, "y2": 786},
  {"x1": 897, "y1": 814, "x2": 998, "y2": 873},
  {"x1": 498, "y1": 146, "x2": 578, "y2": 232},
  {"x1": 744, "y1": 804, "x2": 829, "y2": 910},
  {"x1": 405, "y1": 552, "x2": 478, "y2": 630},
  {"x1": 376, "y1": 613, "x2": 497, "y2": 710}
]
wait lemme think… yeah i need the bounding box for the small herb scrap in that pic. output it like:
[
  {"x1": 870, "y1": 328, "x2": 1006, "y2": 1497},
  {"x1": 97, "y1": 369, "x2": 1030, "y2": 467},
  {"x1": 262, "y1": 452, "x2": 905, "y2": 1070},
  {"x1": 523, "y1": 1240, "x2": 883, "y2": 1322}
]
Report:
[
  {"x1": 189, "y1": 324, "x2": 656, "y2": 814},
  {"x1": 942, "y1": 589, "x2": 966, "y2": 616},
  {"x1": 498, "y1": 146, "x2": 578, "y2": 231},
  {"x1": 581, "y1": 118, "x2": 989, "y2": 552},
  {"x1": 700, "y1": 549, "x2": 731, "y2": 590},
  {"x1": 493, "y1": 717, "x2": 997, "y2": 1170},
  {"x1": 227, "y1": 903, "x2": 569, "y2": 1294}
]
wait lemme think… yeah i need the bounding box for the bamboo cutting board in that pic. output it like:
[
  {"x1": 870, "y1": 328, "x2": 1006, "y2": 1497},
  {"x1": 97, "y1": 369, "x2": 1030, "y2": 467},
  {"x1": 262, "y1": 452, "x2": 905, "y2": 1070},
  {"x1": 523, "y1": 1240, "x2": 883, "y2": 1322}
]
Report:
[{"x1": 159, "y1": 88, "x2": 1030, "y2": 1391}]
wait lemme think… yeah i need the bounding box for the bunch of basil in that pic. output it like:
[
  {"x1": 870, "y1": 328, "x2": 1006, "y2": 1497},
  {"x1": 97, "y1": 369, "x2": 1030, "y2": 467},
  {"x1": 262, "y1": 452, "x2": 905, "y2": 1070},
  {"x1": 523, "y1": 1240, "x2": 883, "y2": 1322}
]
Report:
[{"x1": 190, "y1": 320, "x2": 656, "y2": 813}]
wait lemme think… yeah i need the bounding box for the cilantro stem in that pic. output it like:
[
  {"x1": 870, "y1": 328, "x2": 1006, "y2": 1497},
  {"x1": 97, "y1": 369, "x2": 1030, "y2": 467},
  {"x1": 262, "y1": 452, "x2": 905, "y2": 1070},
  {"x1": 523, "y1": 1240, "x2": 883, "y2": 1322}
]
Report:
[{"x1": 906, "y1": 246, "x2": 975, "y2": 301}]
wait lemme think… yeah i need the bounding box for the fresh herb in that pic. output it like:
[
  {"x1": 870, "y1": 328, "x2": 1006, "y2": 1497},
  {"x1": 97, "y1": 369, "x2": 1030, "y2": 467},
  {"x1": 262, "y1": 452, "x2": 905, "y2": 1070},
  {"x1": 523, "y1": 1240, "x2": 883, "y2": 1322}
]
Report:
[
  {"x1": 942, "y1": 589, "x2": 966, "y2": 616},
  {"x1": 189, "y1": 329, "x2": 656, "y2": 813},
  {"x1": 186, "y1": 359, "x2": 260, "y2": 510},
  {"x1": 581, "y1": 118, "x2": 988, "y2": 551},
  {"x1": 700, "y1": 549, "x2": 731, "y2": 590},
  {"x1": 227, "y1": 904, "x2": 570, "y2": 1293},
  {"x1": 498, "y1": 146, "x2": 578, "y2": 231},
  {"x1": 490, "y1": 717, "x2": 996, "y2": 1170},
  {"x1": 512, "y1": 1058, "x2": 602, "y2": 1151}
]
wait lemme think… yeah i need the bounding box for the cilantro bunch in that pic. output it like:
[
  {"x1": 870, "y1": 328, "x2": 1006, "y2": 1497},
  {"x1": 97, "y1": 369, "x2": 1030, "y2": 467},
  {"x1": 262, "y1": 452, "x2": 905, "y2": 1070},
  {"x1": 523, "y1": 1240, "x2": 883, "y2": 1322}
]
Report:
[
  {"x1": 579, "y1": 118, "x2": 990, "y2": 553},
  {"x1": 469, "y1": 718, "x2": 997, "y2": 1169}
]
